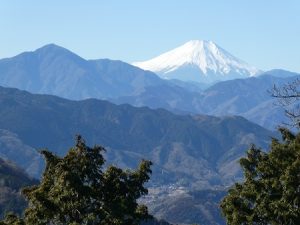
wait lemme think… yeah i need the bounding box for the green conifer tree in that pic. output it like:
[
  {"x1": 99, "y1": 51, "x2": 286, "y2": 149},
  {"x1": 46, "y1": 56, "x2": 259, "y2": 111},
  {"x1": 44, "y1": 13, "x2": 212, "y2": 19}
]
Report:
[
  {"x1": 220, "y1": 128, "x2": 300, "y2": 225},
  {"x1": 2, "y1": 135, "x2": 152, "y2": 225}
]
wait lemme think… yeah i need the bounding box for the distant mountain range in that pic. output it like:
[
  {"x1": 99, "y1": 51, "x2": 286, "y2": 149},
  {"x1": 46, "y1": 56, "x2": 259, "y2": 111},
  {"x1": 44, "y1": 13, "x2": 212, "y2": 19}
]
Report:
[
  {"x1": 114, "y1": 70, "x2": 300, "y2": 130},
  {"x1": 1, "y1": 44, "x2": 297, "y2": 224},
  {"x1": 0, "y1": 44, "x2": 207, "y2": 114},
  {"x1": 0, "y1": 44, "x2": 299, "y2": 131},
  {"x1": 0, "y1": 86, "x2": 276, "y2": 186},
  {"x1": 197, "y1": 71, "x2": 300, "y2": 129},
  {"x1": 133, "y1": 40, "x2": 261, "y2": 83},
  {"x1": 0, "y1": 86, "x2": 277, "y2": 224},
  {"x1": 0, "y1": 44, "x2": 163, "y2": 100}
]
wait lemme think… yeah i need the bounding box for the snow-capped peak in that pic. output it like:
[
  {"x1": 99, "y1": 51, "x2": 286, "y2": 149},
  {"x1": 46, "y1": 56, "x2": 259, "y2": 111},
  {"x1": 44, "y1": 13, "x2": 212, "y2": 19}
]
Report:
[{"x1": 132, "y1": 40, "x2": 261, "y2": 83}]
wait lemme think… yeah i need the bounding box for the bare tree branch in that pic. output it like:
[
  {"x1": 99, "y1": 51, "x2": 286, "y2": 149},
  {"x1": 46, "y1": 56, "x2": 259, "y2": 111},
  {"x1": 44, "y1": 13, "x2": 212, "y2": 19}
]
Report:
[{"x1": 270, "y1": 78, "x2": 300, "y2": 127}]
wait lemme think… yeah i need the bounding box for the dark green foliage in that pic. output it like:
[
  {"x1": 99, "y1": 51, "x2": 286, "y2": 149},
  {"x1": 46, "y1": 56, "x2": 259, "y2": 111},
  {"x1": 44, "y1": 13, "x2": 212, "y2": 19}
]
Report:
[
  {"x1": 2, "y1": 136, "x2": 152, "y2": 225},
  {"x1": 0, "y1": 213, "x2": 25, "y2": 225},
  {"x1": 220, "y1": 128, "x2": 300, "y2": 225}
]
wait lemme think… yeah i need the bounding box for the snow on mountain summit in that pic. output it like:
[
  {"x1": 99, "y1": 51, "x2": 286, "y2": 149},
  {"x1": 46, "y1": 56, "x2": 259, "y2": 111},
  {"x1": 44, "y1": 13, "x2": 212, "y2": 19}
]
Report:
[{"x1": 132, "y1": 40, "x2": 261, "y2": 83}]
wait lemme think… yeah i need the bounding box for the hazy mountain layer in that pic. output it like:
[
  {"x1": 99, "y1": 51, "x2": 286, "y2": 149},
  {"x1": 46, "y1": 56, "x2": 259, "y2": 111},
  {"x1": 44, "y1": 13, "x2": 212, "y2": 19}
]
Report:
[
  {"x1": 198, "y1": 70, "x2": 300, "y2": 129},
  {"x1": 0, "y1": 44, "x2": 202, "y2": 106},
  {"x1": 0, "y1": 45, "x2": 297, "y2": 130}
]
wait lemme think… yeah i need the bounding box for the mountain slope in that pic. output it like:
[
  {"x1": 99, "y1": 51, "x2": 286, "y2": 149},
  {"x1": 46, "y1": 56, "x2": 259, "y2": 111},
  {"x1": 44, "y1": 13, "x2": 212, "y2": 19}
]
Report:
[
  {"x1": 0, "y1": 44, "x2": 200, "y2": 101},
  {"x1": 198, "y1": 71, "x2": 300, "y2": 129},
  {"x1": 133, "y1": 40, "x2": 260, "y2": 83},
  {"x1": 0, "y1": 44, "x2": 212, "y2": 115},
  {"x1": 145, "y1": 189, "x2": 226, "y2": 225},
  {"x1": 0, "y1": 86, "x2": 278, "y2": 224},
  {"x1": 0, "y1": 86, "x2": 275, "y2": 188},
  {"x1": 1, "y1": 44, "x2": 296, "y2": 130},
  {"x1": 0, "y1": 44, "x2": 158, "y2": 99},
  {"x1": 0, "y1": 158, "x2": 38, "y2": 218},
  {"x1": 0, "y1": 129, "x2": 43, "y2": 178}
]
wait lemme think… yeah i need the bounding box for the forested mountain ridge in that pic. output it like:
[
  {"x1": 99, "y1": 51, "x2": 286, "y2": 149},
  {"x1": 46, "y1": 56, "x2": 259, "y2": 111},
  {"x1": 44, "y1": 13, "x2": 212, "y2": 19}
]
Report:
[{"x1": 0, "y1": 86, "x2": 275, "y2": 188}]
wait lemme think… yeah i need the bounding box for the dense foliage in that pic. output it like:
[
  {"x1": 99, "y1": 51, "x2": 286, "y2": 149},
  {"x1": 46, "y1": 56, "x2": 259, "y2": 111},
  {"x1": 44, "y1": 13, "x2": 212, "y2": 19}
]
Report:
[
  {"x1": 220, "y1": 128, "x2": 300, "y2": 224},
  {"x1": 1, "y1": 136, "x2": 152, "y2": 225}
]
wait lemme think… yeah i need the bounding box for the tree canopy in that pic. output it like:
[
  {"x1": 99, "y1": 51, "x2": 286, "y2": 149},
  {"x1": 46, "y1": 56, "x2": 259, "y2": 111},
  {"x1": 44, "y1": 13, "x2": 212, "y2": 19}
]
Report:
[
  {"x1": 1, "y1": 135, "x2": 152, "y2": 225},
  {"x1": 220, "y1": 128, "x2": 300, "y2": 225}
]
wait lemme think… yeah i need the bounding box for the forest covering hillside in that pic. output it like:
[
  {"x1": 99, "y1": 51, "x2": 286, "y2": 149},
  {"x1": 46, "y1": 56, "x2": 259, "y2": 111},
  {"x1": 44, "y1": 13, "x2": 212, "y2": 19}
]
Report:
[{"x1": 0, "y1": 158, "x2": 37, "y2": 218}]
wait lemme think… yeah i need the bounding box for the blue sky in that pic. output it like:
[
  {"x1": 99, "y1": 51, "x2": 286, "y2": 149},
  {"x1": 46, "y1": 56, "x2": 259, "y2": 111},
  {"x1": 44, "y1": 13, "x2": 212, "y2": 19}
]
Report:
[{"x1": 1, "y1": 0, "x2": 300, "y2": 72}]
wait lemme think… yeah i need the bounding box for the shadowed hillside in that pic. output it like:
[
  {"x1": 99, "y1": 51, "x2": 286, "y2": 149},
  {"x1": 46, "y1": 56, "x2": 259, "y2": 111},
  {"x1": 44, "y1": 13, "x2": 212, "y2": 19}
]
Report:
[{"x1": 0, "y1": 158, "x2": 37, "y2": 218}]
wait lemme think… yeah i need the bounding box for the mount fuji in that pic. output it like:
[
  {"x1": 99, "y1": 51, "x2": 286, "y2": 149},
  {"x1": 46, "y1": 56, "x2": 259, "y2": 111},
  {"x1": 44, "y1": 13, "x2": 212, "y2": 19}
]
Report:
[{"x1": 133, "y1": 40, "x2": 261, "y2": 83}]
